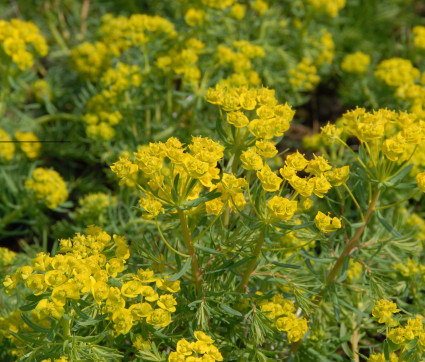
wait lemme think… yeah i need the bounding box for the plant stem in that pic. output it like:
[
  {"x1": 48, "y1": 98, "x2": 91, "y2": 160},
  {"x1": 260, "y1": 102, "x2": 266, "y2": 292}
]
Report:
[
  {"x1": 37, "y1": 113, "x2": 80, "y2": 124},
  {"x1": 178, "y1": 209, "x2": 201, "y2": 293},
  {"x1": 61, "y1": 316, "x2": 71, "y2": 339},
  {"x1": 237, "y1": 227, "x2": 265, "y2": 293},
  {"x1": 155, "y1": 218, "x2": 189, "y2": 258},
  {"x1": 326, "y1": 185, "x2": 380, "y2": 284}
]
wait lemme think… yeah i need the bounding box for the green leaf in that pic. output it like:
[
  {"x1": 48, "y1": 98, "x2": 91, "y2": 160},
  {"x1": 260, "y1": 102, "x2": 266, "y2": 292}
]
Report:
[
  {"x1": 376, "y1": 211, "x2": 402, "y2": 237},
  {"x1": 21, "y1": 313, "x2": 51, "y2": 333},
  {"x1": 220, "y1": 304, "x2": 243, "y2": 317},
  {"x1": 194, "y1": 244, "x2": 223, "y2": 255},
  {"x1": 182, "y1": 191, "x2": 221, "y2": 209},
  {"x1": 20, "y1": 301, "x2": 39, "y2": 312},
  {"x1": 75, "y1": 313, "x2": 108, "y2": 326},
  {"x1": 270, "y1": 261, "x2": 301, "y2": 269},
  {"x1": 168, "y1": 257, "x2": 192, "y2": 281}
]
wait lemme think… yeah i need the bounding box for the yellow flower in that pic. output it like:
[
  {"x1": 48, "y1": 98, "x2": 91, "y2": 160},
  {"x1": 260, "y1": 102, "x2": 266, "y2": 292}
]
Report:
[
  {"x1": 241, "y1": 147, "x2": 263, "y2": 171},
  {"x1": 25, "y1": 274, "x2": 48, "y2": 295},
  {"x1": 375, "y1": 58, "x2": 419, "y2": 87},
  {"x1": 324, "y1": 166, "x2": 349, "y2": 186},
  {"x1": 45, "y1": 270, "x2": 67, "y2": 287},
  {"x1": 92, "y1": 279, "x2": 109, "y2": 304},
  {"x1": 15, "y1": 266, "x2": 33, "y2": 282},
  {"x1": 311, "y1": 175, "x2": 332, "y2": 198},
  {"x1": 382, "y1": 134, "x2": 407, "y2": 161},
  {"x1": 227, "y1": 111, "x2": 249, "y2": 128},
  {"x1": 257, "y1": 165, "x2": 283, "y2": 192},
  {"x1": 267, "y1": 196, "x2": 297, "y2": 221},
  {"x1": 156, "y1": 278, "x2": 181, "y2": 293},
  {"x1": 314, "y1": 211, "x2": 341, "y2": 233},
  {"x1": 285, "y1": 151, "x2": 308, "y2": 171},
  {"x1": 25, "y1": 168, "x2": 68, "y2": 209},
  {"x1": 146, "y1": 308, "x2": 171, "y2": 327},
  {"x1": 255, "y1": 140, "x2": 277, "y2": 158},
  {"x1": 230, "y1": 4, "x2": 246, "y2": 20},
  {"x1": 185, "y1": 8, "x2": 205, "y2": 27},
  {"x1": 305, "y1": 155, "x2": 332, "y2": 175},
  {"x1": 341, "y1": 52, "x2": 370, "y2": 74},
  {"x1": 157, "y1": 295, "x2": 177, "y2": 313},
  {"x1": 112, "y1": 308, "x2": 133, "y2": 335},
  {"x1": 206, "y1": 198, "x2": 225, "y2": 216},
  {"x1": 372, "y1": 299, "x2": 399, "y2": 325},
  {"x1": 139, "y1": 195, "x2": 164, "y2": 218},
  {"x1": 106, "y1": 257, "x2": 125, "y2": 277},
  {"x1": 121, "y1": 280, "x2": 143, "y2": 298},
  {"x1": 194, "y1": 331, "x2": 214, "y2": 344},
  {"x1": 129, "y1": 302, "x2": 153, "y2": 319},
  {"x1": 15, "y1": 131, "x2": 41, "y2": 159},
  {"x1": 176, "y1": 338, "x2": 192, "y2": 355},
  {"x1": 417, "y1": 171, "x2": 425, "y2": 192},
  {"x1": 141, "y1": 285, "x2": 159, "y2": 302}
]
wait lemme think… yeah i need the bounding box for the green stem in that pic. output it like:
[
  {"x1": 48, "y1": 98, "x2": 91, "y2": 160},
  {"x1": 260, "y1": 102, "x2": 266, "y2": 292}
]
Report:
[
  {"x1": 37, "y1": 113, "x2": 80, "y2": 124},
  {"x1": 237, "y1": 227, "x2": 265, "y2": 293},
  {"x1": 0, "y1": 61, "x2": 10, "y2": 119},
  {"x1": 155, "y1": 218, "x2": 190, "y2": 258},
  {"x1": 178, "y1": 209, "x2": 201, "y2": 293},
  {"x1": 61, "y1": 316, "x2": 71, "y2": 339},
  {"x1": 193, "y1": 198, "x2": 229, "y2": 243},
  {"x1": 326, "y1": 185, "x2": 380, "y2": 284},
  {"x1": 342, "y1": 183, "x2": 364, "y2": 222},
  {"x1": 375, "y1": 190, "x2": 420, "y2": 210}
]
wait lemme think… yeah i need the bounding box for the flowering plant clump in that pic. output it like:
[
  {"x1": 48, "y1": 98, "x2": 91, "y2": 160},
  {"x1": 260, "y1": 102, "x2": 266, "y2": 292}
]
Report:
[
  {"x1": 168, "y1": 331, "x2": 223, "y2": 361},
  {"x1": 1, "y1": 226, "x2": 180, "y2": 359},
  {"x1": 3, "y1": 1, "x2": 425, "y2": 361},
  {"x1": 25, "y1": 168, "x2": 68, "y2": 209}
]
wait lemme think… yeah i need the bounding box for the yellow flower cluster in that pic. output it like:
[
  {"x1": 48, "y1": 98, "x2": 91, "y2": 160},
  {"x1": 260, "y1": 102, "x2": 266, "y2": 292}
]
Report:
[
  {"x1": 100, "y1": 13, "x2": 177, "y2": 57},
  {"x1": 41, "y1": 357, "x2": 68, "y2": 362},
  {"x1": 82, "y1": 62, "x2": 142, "y2": 140},
  {"x1": 374, "y1": 58, "x2": 420, "y2": 88},
  {"x1": 185, "y1": 8, "x2": 205, "y2": 27},
  {"x1": 289, "y1": 58, "x2": 320, "y2": 91},
  {"x1": 201, "y1": 0, "x2": 236, "y2": 10},
  {"x1": 347, "y1": 260, "x2": 362, "y2": 282},
  {"x1": 417, "y1": 171, "x2": 425, "y2": 192},
  {"x1": 341, "y1": 51, "x2": 370, "y2": 74},
  {"x1": 307, "y1": 0, "x2": 346, "y2": 18},
  {"x1": 0, "y1": 247, "x2": 16, "y2": 268},
  {"x1": 70, "y1": 42, "x2": 111, "y2": 81},
  {"x1": 280, "y1": 152, "x2": 347, "y2": 200},
  {"x1": 0, "y1": 128, "x2": 15, "y2": 161},
  {"x1": 394, "y1": 257, "x2": 425, "y2": 278},
  {"x1": 216, "y1": 41, "x2": 265, "y2": 87},
  {"x1": 76, "y1": 192, "x2": 116, "y2": 226},
  {"x1": 259, "y1": 294, "x2": 308, "y2": 343},
  {"x1": 157, "y1": 39, "x2": 205, "y2": 85},
  {"x1": 0, "y1": 19, "x2": 48, "y2": 70},
  {"x1": 413, "y1": 25, "x2": 425, "y2": 50},
  {"x1": 207, "y1": 85, "x2": 294, "y2": 139},
  {"x1": 33, "y1": 79, "x2": 52, "y2": 102},
  {"x1": 367, "y1": 353, "x2": 399, "y2": 362},
  {"x1": 168, "y1": 331, "x2": 223, "y2": 361},
  {"x1": 387, "y1": 315, "x2": 425, "y2": 346},
  {"x1": 71, "y1": 13, "x2": 176, "y2": 80},
  {"x1": 111, "y1": 136, "x2": 225, "y2": 216},
  {"x1": 372, "y1": 299, "x2": 399, "y2": 325},
  {"x1": 340, "y1": 108, "x2": 425, "y2": 163},
  {"x1": 25, "y1": 168, "x2": 68, "y2": 209},
  {"x1": 2, "y1": 227, "x2": 179, "y2": 337},
  {"x1": 314, "y1": 211, "x2": 341, "y2": 233},
  {"x1": 315, "y1": 30, "x2": 335, "y2": 66},
  {"x1": 15, "y1": 131, "x2": 41, "y2": 159}
]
